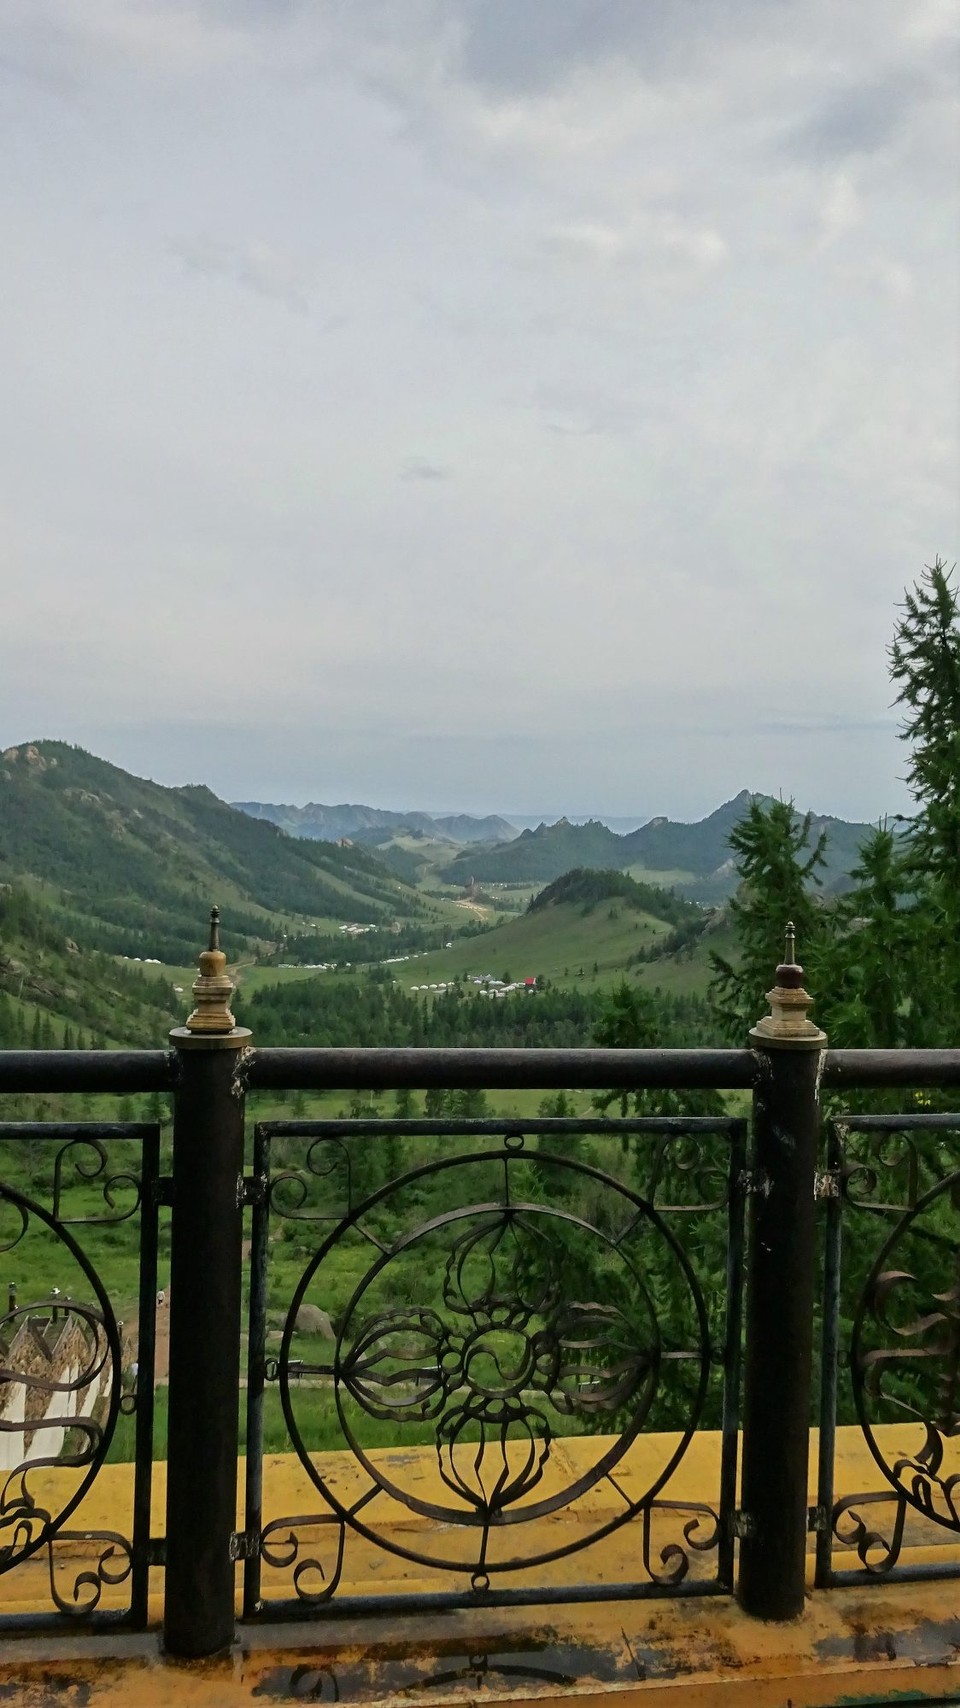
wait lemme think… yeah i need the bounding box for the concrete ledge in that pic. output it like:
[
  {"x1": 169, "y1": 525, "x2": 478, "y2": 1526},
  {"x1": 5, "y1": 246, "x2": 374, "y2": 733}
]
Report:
[
  {"x1": 2, "y1": 1581, "x2": 960, "y2": 1706},
  {"x1": 3, "y1": 1431, "x2": 960, "y2": 1704}
]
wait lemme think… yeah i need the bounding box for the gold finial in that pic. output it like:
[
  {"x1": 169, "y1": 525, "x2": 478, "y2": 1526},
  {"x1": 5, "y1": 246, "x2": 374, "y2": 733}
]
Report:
[
  {"x1": 749, "y1": 919, "x2": 826, "y2": 1050},
  {"x1": 184, "y1": 906, "x2": 236, "y2": 1034}
]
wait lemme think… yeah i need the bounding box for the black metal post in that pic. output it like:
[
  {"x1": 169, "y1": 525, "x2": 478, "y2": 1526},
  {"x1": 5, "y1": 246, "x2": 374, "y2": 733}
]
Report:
[
  {"x1": 163, "y1": 1027, "x2": 249, "y2": 1656},
  {"x1": 737, "y1": 929, "x2": 825, "y2": 1621}
]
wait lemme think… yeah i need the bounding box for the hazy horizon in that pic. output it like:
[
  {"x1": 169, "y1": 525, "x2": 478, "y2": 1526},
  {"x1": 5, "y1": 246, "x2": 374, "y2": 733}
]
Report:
[{"x1": 4, "y1": 729, "x2": 907, "y2": 828}]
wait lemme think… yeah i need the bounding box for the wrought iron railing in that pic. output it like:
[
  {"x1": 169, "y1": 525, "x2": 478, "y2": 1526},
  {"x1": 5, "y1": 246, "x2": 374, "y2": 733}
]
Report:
[
  {"x1": 241, "y1": 1112, "x2": 747, "y2": 1618},
  {"x1": 1, "y1": 925, "x2": 960, "y2": 1655},
  {"x1": 0, "y1": 1115, "x2": 160, "y2": 1629},
  {"x1": 816, "y1": 1110, "x2": 960, "y2": 1587}
]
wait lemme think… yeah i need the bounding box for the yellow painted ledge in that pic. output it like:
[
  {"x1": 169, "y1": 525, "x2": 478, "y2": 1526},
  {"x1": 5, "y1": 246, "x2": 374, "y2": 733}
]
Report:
[
  {"x1": 3, "y1": 1585, "x2": 960, "y2": 1707},
  {"x1": 2, "y1": 1430, "x2": 960, "y2": 1705}
]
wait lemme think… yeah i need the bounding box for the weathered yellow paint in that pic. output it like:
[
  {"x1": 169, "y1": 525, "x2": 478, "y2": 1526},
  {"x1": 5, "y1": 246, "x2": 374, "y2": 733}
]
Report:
[
  {"x1": 4, "y1": 1582, "x2": 960, "y2": 1705},
  {"x1": 3, "y1": 1429, "x2": 959, "y2": 1703}
]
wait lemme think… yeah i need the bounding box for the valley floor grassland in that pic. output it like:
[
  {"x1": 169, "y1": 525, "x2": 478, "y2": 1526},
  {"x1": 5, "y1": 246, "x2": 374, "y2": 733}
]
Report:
[
  {"x1": 140, "y1": 903, "x2": 729, "y2": 1007},
  {"x1": 382, "y1": 903, "x2": 674, "y2": 993}
]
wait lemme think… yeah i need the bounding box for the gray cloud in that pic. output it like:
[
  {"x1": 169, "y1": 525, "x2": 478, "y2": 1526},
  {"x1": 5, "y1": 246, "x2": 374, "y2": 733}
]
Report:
[
  {"x1": 0, "y1": 0, "x2": 956, "y2": 821},
  {"x1": 780, "y1": 70, "x2": 933, "y2": 163},
  {"x1": 533, "y1": 381, "x2": 637, "y2": 438},
  {"x1": 399, "y1": 456, "x2": 452, "y2": 481},
  {"x1": 423, "y1": 0, "x2": 796, "y2": 95},
  {"x1": 171, "y1": 237, "x2": 316, "y2": 312}
]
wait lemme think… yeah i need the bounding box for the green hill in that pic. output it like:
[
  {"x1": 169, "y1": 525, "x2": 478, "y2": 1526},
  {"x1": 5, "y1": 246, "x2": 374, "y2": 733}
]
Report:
[
  {"x1": 384, "y1": 868, "x2": 695, "y2": 994},
  {"x1": 528, "y1": 867, "x2": 702, "y2": 926},
  {"x1": 442, "y1": 817, "x2": 621, "y2": 886},
  {"x1": 0, "y1": 741, "x2": 430, "y2": 963},
  {"x1": 0, "y1": 883, "x2": 179, "y2": 1050}
]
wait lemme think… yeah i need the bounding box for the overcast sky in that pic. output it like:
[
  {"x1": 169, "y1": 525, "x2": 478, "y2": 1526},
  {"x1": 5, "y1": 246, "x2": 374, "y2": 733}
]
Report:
[{"x1": 2, "y1": 1, "x2": 957, "y2": 822}]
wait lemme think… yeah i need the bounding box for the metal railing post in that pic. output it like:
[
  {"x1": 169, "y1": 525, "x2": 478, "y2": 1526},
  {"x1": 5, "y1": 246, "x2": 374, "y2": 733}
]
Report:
[
  {"x1": 737, "y1": 926, "x2": 826, "y2": 1620},
  {"x1": 163, "y1": 911, "x2": 251, "y2": 1658}
]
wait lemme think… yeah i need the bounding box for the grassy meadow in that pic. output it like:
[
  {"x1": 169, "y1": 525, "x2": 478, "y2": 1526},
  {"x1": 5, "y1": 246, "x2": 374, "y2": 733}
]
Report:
[{"x1": 385, "y1": 901, "x2": 674, "y2": 993}]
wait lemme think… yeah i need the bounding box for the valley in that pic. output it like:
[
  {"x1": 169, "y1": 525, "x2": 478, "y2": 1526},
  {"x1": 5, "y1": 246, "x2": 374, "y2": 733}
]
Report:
[
  {"x1": 0, "y1": 727, "x2": 934, "y2": 1474},
  {"x1": 1, "y1": 739, "x2": 883, "y2": 1064}
]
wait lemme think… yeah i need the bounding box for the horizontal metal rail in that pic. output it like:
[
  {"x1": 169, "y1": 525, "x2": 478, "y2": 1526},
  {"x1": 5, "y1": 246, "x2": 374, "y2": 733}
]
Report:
[
  {"x1": 1, "y1": 1045, "x2": 959, "y2": 1096},
  {"x1": 0, "y1": 1121, "x2": 160, "y2": 1140},
  {"x1": 822, "y1": 1049, "x2": 960, "y2": 1087},
  {"x1": 245, "y1": 1046, "x2": 757, "y2": 1090},
  {"x1": 258, "y1": 1578, "x2": 727, "y2": 1623},
  {"x1": 0, "y1": 1050, "x2": 173, "y2": 1094},
  {"x1": 258, "y1": 1114, "x2": 741, "y2": 1137}
]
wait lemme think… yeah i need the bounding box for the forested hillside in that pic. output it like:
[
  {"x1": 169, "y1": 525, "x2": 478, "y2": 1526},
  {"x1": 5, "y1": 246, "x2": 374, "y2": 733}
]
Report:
[
  {"x1": 240, "y1": 975, "x2": 714, "y2": 1051},
  {"x1": 0, "y1": 884, "x2": 178, "y2": 1049},
  {"x1": 0, "y1": 742, "x2": 428, "y2": 962},
  {"x1": 528, "y1": 867, "x2": 702, "y2": 927}
]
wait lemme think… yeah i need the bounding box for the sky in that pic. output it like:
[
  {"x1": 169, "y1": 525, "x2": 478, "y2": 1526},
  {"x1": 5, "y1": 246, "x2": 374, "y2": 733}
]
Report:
[{"x1": 1, "y1": 1, "x2": 957, "y2": 823}]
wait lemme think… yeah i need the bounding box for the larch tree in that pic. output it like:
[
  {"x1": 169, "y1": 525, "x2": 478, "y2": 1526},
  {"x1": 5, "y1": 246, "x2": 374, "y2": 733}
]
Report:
[
  {"x1": 708, "y1": 797, "x2": 828, "y2": 1042},
  {"x1": 888, "y1": 556, "x2": 960, "y2": 1042}
]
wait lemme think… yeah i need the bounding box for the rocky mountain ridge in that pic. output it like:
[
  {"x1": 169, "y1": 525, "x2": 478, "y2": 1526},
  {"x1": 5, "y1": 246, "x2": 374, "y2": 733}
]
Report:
[{"x1": 233, "y1": 800, "x2": 517, "y2": 844}]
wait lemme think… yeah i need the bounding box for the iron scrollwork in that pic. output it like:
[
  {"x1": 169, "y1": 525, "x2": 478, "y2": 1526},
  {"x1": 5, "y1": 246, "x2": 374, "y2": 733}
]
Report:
[
  {"x1": 269, "y1": 1139, "x2": 353, "y2": 1223},
  {"x1": 260, "y1": 1512, "x2": 346, "y2": 1604},
  {"x1": 46, "y1": 1529, "x2": 133, "y2": 1615},
  {"x1": 272, "y1": 1143, "x2": 714, "y2": 1596},
  {"x1": 830, "y1": 1490, "x2": 908, "y2": 1576},
  {"x1": 0, "y1": 1185, "x2": 124, "y2": 1606},
  {"x1": 839, "y1": 1115, "x2": 960, "y2": 1220},
  {"x1": 850, "y1": 1163, "x2": 960, "y2": 1540},
  {"x1": 52, "y1": 1136, "x2": 141, "y2": 1226}
]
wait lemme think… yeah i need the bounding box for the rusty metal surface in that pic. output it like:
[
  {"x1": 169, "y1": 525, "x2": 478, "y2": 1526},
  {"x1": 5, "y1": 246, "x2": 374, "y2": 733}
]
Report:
[{"x1": 2, "y1": 1584, "x2": 960, "y2": 1704}]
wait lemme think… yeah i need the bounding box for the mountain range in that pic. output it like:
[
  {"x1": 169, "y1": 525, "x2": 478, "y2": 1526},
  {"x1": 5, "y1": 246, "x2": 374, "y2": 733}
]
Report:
[
  {"x1": 233, "y1": 789, "x2": 882, "y2": 902},
  {"x1": 1, "y1": 743, "x2": 886, "y2": 975},
  {"x1": 434, "y1": 791, "x2": 880, "y2": 900},
  {"x1": 232, "y1": 801, "x2": 516, "y2": 844}
]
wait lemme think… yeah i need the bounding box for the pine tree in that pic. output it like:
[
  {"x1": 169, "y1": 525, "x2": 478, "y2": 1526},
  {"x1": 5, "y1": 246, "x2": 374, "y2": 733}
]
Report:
[
  {"x1": 592, "y1": 980, "x2": 661, "y2": 1118},
  {"x1": 818, "y1": 823, "x2": 911, "y2": 1047},
  {"x1": 889, "y1": 557, "x2": 960, "y2": 1038},
  {"x1": 451, "y1": 1088, "x2": 488, "y2": 1118},
  {"x1": 708, "y1": 798, "x2": 827, "y2": 1041}
]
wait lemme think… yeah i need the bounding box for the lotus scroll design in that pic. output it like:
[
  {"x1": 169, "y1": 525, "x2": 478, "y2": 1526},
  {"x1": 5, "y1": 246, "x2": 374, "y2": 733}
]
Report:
[{"x1": 334, "y1": 1209, "x2": 659, "y2": 1522}]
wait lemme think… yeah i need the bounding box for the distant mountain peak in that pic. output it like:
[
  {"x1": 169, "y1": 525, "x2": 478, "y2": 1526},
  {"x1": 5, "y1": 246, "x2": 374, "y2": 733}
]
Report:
[
  {"x1": 233, "y1": 801, "x2": 519, "y2": 845},
  {"x1": 437, "y1": 789, "x2": 877, "y2": 901}
]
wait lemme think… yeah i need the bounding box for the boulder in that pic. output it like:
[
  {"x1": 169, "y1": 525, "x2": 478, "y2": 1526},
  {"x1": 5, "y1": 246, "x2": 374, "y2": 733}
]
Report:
[{"x1": 294, "y1": 1304, "x2": 335, "y2": 1339}]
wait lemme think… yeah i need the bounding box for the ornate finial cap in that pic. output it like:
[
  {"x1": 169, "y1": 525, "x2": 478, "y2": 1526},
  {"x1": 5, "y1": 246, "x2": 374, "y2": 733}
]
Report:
[
  {"x1": 184, "y1": 906, "x2": 237, "y2": 1034},
  {"x1": 749, "y1": 920, "x2": 826, "y2": 1050}
]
